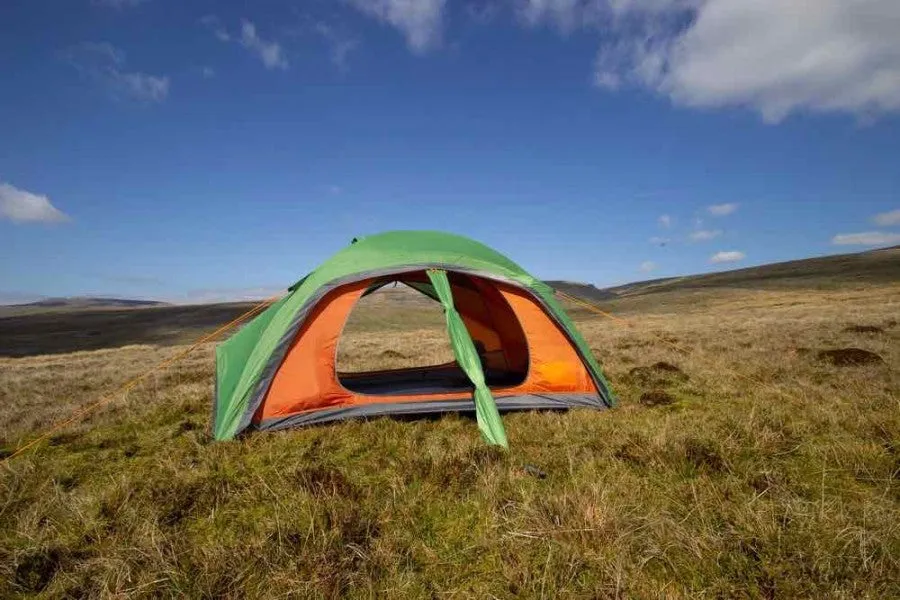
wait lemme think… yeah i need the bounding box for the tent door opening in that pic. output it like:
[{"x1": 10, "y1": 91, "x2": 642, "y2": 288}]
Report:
[{"x1": 336, "y1": 271, "x2": 529, "y2": 396}]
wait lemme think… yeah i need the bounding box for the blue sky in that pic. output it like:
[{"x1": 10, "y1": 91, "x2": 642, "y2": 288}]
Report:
[{"x1": 2, "y1": 0, "x2": 899, "y2": 303}]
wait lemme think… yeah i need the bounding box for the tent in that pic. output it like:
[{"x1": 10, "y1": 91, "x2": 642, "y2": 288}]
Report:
[{"x1": 213, "y1": 231, "x2": 615, "y2": 447}]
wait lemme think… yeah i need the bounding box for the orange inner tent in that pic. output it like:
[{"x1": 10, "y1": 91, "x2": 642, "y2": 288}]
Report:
[{"x1": 254, "y1": 271, "x2": 597, "y2": 425}]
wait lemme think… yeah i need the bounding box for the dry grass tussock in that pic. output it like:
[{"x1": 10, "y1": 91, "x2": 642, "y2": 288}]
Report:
[{"x1": 1, "y1": 283, "x2": 899, "y2": 598}]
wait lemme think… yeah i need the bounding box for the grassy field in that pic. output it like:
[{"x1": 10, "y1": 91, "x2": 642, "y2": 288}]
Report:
[{"x1": 1, "y1": 274, "x2": 898, "y2": 597}]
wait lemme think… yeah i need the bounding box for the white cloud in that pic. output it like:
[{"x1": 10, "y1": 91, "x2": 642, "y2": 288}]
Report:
[
  {"x1": 708, "y1": 203, "x2": 738, "y2": 216},
  {"x1": 201, "y1": 66, "x2": 216, "y2": 79},
  {"x1": 580, "y1": 0, "x2": 900, "y2": 122},
  {"x1": 240, "y1": 21, "x2": 289, "y2": 70},
  {"x1": 594, "y1": 69, "x2": 621, "y2": 90},
  {"x1": 77, "y1": 41, "x2": 125, "y2": 65},
  {"x1": 65, "y1": 42, "x2": 169, "y2": 103},
  {"x1": 873, "y1": 209, "x2": 900, "y2": 227},
  {"x1": 114, "y1": 71, "x2": 169, "y2": 101},
  {"x1": 315, "y1": 22, "x2": 360, "y2": 70},
  {"x1": 831, "y1": 231, "x2": 900, "y2": 247},
  {"x1": 658, "y1": 214, "x2": 672, "y2": 228},
  {"x1": 649, "y1": 236, "x2": 670, "y2": 246},
  {"x1": 202, "y1": 17, "x2": 288, "y2": 70},
  {"x1": 200, "y1": 15, "x2": 231, "y2": 42},
  {"x1": 639, "y1": 260, "x2": 657, "y2": 272},
  {"x1": 710, "y1": 250, "x2": 745, "y2": 263},
  {"x1": 517, "y1": 0, "x2": 608, "y2": 32},
  {"x1": 331, "y1": 1, "x2": 900, "y2": 122},
  {"x1": 689, "y1": 228, "x2": 722, "y2": 241},
  {"x1": 346, "y1": 0, "x2": 446, "y2": 53},
  {"x1": 0, "y1": 182, "x2": 69, "y2": 224},
  {"x1": 326, "y1": 184, "x2": 343, "y2": 195}
]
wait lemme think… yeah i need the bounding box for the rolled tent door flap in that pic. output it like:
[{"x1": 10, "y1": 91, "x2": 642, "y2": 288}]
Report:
[{"x1": 426, "y1": 269, "x2": 508, "y2": 449}]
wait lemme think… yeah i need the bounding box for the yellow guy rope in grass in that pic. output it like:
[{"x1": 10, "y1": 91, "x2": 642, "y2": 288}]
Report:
[
  {"x1": 2, "y1": 295, "x2": 281, "y2": 465},
  {"x1": 555, "y1": 289, "x2": 812, "y2": 404},
  {"x1": 556, "y1": 290, "x2": 691, "y2": 357}
]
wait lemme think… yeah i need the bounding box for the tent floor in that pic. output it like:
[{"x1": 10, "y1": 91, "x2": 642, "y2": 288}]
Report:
[{"x1": 338, "y1": 363, "x2": 525, "y2": 396}]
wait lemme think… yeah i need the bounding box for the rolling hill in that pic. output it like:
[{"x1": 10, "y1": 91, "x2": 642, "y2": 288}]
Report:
[
  {"x1": 0, "y1": 246, "x2": 897, "y2": 357},
  {"x1": 0, "y1": 296, "x2": 169, "y2": 317},
  {"x1": 603, "y1": 245, "x2": 900, "y2": 298},
  {"x1": 29, "y1": 297, "x2": 168, "y2": 308}
]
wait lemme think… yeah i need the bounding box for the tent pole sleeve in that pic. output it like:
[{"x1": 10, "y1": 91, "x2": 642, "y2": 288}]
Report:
[{"x1": 426, "y1": 269, "x2": 509, "y2": 449}]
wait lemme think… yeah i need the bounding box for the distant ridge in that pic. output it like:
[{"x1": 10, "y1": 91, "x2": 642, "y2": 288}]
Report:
[
  {"x1": 544, "y1": 281, "x2": 616, "y2": 302},
  {"x1": 1, "y1": 246, "x2": 897, "y2": 357},
  {"x1": 3, "y1": 246, "x2": 897, "y2": 317},
  {"x1": 603, "y1": 245, "x2": 900, "y2": 298},
  {"x1": 9, "y1": 297, "x2": 169, "y2": 311}
]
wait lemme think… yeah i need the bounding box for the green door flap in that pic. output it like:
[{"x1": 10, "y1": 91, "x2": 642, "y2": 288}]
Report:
[{"x1": 427, "y1": 269, "x2": 509, "y2": 449}]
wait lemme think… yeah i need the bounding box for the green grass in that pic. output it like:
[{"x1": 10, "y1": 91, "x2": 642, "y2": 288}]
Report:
[{"x1": 1, "y1": 283, "x2": 898, "y2": 598}]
